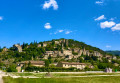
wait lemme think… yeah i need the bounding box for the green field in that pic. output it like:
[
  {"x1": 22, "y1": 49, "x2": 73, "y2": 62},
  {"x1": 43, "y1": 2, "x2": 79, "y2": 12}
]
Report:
[
  {"x1": 8, "y1": 72, "x2": 120, "y2": 77},
  {"x1": 3, "y1": 76, "x2": 120, "y2": 83}
]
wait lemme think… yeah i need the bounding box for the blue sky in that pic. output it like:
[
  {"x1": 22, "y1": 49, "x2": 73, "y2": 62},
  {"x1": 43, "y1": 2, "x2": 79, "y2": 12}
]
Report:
[{"x1": 0, "y1": 0, "x2": 120, "y2": 51}]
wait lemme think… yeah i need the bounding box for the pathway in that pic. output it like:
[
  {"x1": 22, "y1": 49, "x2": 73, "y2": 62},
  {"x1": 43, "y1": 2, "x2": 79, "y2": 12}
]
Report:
[{"x1": 0, "y1": 71, "x2": 7, "y2": 83}]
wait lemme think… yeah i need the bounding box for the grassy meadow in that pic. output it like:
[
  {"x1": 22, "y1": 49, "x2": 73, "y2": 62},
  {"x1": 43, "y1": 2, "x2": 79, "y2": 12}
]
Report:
[
  {"x1": 8, "y1": 72, "x2": 120, "y2": 77},
  {"x1": 3, "y1": 76, "x2": 120, "y2": 83}
]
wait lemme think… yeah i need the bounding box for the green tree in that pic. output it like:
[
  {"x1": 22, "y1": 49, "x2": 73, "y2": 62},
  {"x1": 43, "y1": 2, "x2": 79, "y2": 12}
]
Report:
[
  {"x1": 0, "y1": 47, "x2": 2, "y2": 52},
  {"x1": 45, "y1": 60, "x2": 49, "y2": 67},
  {"x1": 78, "y1": 57, "x2": 84, "y2": 63},
  {"x1": 7, "y1": 64, "x2": 17, "y2": 72},
  {"x1": 28, "y1": 61, "x2": 32, "y2": 67}
]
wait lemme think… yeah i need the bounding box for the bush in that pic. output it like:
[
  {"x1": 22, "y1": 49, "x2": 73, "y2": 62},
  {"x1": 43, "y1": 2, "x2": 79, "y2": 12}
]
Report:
[
  {"x1": 25, "y1": 66, "x2": 77, "y2": 72},
  {"x1": 7, "y1": 64, "x2": 17, "y2": 72}
]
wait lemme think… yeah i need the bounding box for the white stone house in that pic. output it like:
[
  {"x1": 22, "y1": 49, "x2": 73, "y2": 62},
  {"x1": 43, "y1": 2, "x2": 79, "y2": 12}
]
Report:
[{"x1": 57, "y1": 62, "x2": 87, "y2": 70}]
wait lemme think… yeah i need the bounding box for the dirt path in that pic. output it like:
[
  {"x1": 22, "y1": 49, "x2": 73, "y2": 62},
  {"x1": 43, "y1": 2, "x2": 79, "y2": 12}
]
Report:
[
  {"x1": 0, "y1": 71, "x2": 7, "y2": 83},
  {"x1": 0, "y1": 71, "x2": 4, "y2": 83}
]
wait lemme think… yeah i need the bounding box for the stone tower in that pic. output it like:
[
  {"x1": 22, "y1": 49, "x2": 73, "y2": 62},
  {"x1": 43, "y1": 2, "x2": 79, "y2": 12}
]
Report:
[
  {"x1": 83, "y1": 48, "x2": 86, "y2": 55},
  {"x1": 65, "y1": 39, "x2": 68, "y2": 47}
]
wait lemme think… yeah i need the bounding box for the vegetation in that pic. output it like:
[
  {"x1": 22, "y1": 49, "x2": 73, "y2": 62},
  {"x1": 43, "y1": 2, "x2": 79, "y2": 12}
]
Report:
[
  {"x1": 7, "y1": 64, "x2": 17, "y2": 72},
  {"x1": 9, "y1": 72, "x2": 120, "y2": 77},
  {"x1": 0, "y1": 38, "x2": 120, "y2": 72},
  {"x1": 25, "y1": 66, "x2": 76, "y2": 72},
  {"x1": 3, "y1": 76, "x2": 120, "y2": 83}
]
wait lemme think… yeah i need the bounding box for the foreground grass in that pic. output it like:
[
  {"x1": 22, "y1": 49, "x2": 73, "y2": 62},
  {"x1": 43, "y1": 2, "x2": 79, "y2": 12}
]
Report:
[
  {"x1": 9, "y1": 72, "x2": 120, "y2": 77},
  {"x1": 3, "y1": 76, "x2": 120, "y2": 83},
  {"x1": 9, "y1": 73, "x2": 45, "y2": 77}
]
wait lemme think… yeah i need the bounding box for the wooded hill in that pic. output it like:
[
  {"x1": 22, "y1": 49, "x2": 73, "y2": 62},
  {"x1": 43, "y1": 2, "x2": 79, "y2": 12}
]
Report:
[{"x1": 0, "y1": 38, "x2": 120, "y2": 72}]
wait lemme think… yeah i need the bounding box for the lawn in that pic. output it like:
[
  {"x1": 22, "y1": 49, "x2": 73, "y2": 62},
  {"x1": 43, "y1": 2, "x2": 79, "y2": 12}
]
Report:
[{"x1": 3, "y1": 76, "x2": 120, "y2": 83}]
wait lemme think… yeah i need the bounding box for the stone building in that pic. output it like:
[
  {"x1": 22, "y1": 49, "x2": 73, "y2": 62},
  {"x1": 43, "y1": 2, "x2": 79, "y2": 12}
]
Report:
[
  {"x1": 73, "y1": 48, "x2": 80, "y2": 53},
  {"x1": 86, "y1": 50, "x2": 90, "y2": 56},
  {"x1": 2, "y1": 48, "x2": 8, "y2": 52},
  {"x1": 57, "y1": 62, "x2": 87, "y2": 70},
  {"x1": 16, "y1": 61, "x2": 45, "y2": 72},
  {"x1": 65, "y1": 55, "x2": 73, "y2": 60},
  {"x1": 63, "y1": 50, "x2": 72, "y2": 56},
  {"x1": 13, "y1": 44, "x2": 22, "y2": 52},
  {"x1": 93, "y1": 51, "x2": 101, "y2": 57},
  {"x1": 112, "y1": 56, "x2": 117, "y2": 60},
  {"x1": 45, "y1": 51, "x2": 54, "y2": 56},
  {"x1": 43, "y1": 43, "x2": 47, "y2": 47},
  {"x1": 114, "y1": 63, "x2": 119, "y2": 66},
  {"x1": 83, "y1": 48, "x2": 86, "y2": 55},
  {"x1": 37, "y1": 44, "x2": 41, "y2": 47},
  {"x1": 55, "y1": 41, "x2": 60, "y2": 45},
  {"x1": 78, "y1": 50, "x2": 83, "y2": 56}
]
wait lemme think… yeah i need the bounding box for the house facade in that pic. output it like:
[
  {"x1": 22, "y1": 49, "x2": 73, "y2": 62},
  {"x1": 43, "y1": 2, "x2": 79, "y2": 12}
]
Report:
[
  {"x1": 16, "y1": 61, "x2": 45, "y2": 72},
  {"x1": 57, "y1": 62, "x2": 87, "y2": 70}
]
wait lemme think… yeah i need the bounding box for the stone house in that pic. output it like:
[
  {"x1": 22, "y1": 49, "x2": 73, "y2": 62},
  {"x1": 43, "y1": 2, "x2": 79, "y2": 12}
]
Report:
[
  {"x1": 37, "y1": 44, "x2": 41, "y2": 47},
  {"x1": 112, "y1": 56, "x2": 117, "y2": 60},
  {"x1": 13, "y1": 44, "x2": 22, "y2": 52},
  {"x1": 83, "y1": 48, "x2": 86, "y2": 55},
  {"x1": 65, "y1": 55, "x2": 73, "y2": 60},
  {"x1": 45, "y1": 51, "x2": 54, "y2": 56},
  {"x1": 55, "y1": 41, "x2": 60, "y2": 45},
  {"x1": 63, "y1": 50, "x2": 72, "y2": 56},
  {"x1": 43, "y1": 43, "x2": 47, "y2": 47},
  {"x1": 20, "y1": 61, "x2": 45, "y2": 67},
  {"x1": 114, "y1": 63, "x2": 119, "y2": 66},
  {"x1": 86, "y1": 50, "x2": 90, "y2": 56},
  {"x1": 78, "y1": 50, "x2": 83, "y2": 56},
  {"x1": 56, "y1": 62, "x2": 87, "y2": 70},
  {"x1": 2, "y1": 48, "x2": 8, "y2": 52},
  {"x1": 43, "y1": 51, "x2": 54, "y2": 59},
  {"x1": 105, "y1": 55, "x2": 112, "y2": 59},
  {"x1": 73, "y1": 48, "x2": 80, "y2": 53},
  {"x1": 44, "y1": 55, "x2": 49, "y2": 59},
  {"x1": 16, "y1": 61, "x2": 45, "y2": 72},
  {"x1": 93, "y1": 51, "x2": 101, "y2": 57}
]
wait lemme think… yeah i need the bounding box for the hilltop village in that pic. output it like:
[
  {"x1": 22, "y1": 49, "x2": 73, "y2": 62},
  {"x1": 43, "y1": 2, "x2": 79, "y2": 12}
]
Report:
[{"x1": 0, "y1": 39, "x2": 120, "y2": 72}]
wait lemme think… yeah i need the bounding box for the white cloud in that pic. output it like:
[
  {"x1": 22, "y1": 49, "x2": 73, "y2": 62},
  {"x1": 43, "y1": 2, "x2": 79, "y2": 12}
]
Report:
[
  {"x1": 44, "y1": 23, "x2": 52, "y2": 29},
  {"x1": 58, "y1": 30, "x2": 64, "y2": 33},
  {"x1": 0, "y1": 16, "x2": 3, "y2": 21},
  {"x1": 52, "y1": 30, "x2": 72, "y2": 35},
  {"x1": 100, "y1": 21, "x2": 116, "y2": 29},
  {"x1": 65, "y1": 31, "x2": 72, "y2": 34},
  {"x1": 43, "y1": 0, "x2": 58, "y2": 10},
  {"x1": 95, "y1": 0, "x2": 104, "y2": 5},
  {"x1": 106, "y1": 45, "x2": 111, "y2": 48},
  {"x1": 53, "y1": 30, "x2": 64, "y2": 34},
  {"x1": 111, "y1": 23, "x2": 120, "y2": 31},
  {"x1": 95, "y1": 15, "x2": 106, "y2": 21}
]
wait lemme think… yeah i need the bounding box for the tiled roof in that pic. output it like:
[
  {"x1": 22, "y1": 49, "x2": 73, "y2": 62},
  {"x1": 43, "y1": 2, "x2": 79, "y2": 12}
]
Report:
[
  {"x1": 20, "y1": 61, "x2": 45, "y2": 65},
  {"x1": 61, "y1": 62, "x2": 87, "y2": 65}
]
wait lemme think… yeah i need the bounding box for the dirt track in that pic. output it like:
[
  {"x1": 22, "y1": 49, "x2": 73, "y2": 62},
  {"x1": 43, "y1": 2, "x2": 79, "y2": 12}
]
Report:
[{"x1": 0, "y1": 71, "x2": 7, "y2": 83}]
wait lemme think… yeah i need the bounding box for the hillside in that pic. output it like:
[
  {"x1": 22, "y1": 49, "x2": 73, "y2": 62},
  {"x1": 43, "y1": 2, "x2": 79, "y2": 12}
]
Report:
[{"x1": 0, "y1": 38, "x2": 120, "y2": 72}]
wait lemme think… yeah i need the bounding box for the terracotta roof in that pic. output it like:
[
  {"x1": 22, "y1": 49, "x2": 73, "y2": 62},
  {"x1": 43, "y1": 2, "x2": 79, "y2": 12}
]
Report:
[
  {"x1": 61, "y1": 62, "x2": 87, "y2": 65},
  {"x1": 20, "y1": 61, "x2": 45, "y2": 65}
]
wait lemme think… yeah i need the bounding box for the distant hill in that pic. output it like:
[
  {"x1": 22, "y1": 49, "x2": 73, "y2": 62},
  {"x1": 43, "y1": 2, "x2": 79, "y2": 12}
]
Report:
[{"x1": 106, "y1": 51, "x2": 120, "y2": 56}]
